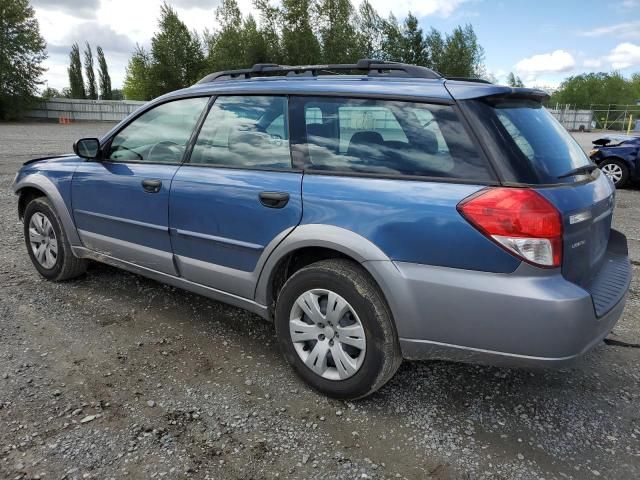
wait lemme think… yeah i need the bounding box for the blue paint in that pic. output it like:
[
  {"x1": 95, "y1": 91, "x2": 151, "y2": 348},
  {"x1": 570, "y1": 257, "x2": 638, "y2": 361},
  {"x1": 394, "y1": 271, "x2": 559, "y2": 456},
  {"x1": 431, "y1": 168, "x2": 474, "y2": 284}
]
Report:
[
  {"x1": 169, "y1": 166, "x2": 303, "y2": 272},
  {"x1": 301, "y1": 174, "x2": 520, "y2": 272},
  {"x1": 71, "y1": 161, "x2": 179, "y2": 252}
]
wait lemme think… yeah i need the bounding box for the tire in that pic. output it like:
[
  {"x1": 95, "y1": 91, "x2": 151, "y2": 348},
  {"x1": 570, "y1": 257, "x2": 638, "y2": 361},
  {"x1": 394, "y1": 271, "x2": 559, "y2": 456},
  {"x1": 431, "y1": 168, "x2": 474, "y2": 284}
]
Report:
[
  {"x1": 23, "y1": 196, "x2": 87, "y2": 281},
  {"x1": 274, "y1": 259, "x2": 402, "y2": 399},
  {"x1": 600, "y1": 159, "x2": 629, "y2": 188}
]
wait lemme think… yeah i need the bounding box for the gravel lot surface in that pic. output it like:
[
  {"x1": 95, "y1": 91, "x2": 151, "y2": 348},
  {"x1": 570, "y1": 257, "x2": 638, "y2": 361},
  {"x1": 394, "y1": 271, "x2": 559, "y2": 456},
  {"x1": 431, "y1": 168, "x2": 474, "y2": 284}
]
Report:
[{"x1": 1, "y1": 122, "x2": 639, "y2": 480}]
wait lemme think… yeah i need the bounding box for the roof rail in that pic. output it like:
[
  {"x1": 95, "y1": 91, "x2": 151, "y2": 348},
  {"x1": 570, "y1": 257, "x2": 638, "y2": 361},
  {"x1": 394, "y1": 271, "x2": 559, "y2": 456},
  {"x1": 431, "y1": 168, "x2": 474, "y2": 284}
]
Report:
[{"x1": 196, "y1": 59, "x2": 442, "y2": 84}]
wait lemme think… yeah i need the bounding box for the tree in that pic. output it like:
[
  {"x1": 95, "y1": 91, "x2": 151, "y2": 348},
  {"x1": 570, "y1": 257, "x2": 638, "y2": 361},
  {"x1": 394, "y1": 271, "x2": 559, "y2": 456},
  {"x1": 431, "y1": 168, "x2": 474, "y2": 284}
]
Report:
[
  {"x1": 68, "y1": 43, "x2": 86, "y2": 99},
  {"x1": 355, "y1": 1, "x2": 384, "y2": 59},
  {"x1": 316, "y1": 0, "x2": 362, "y2": 63},
  {"x1": 97, "y1": 46, "x2": 112, "y2": 99},
  {"x1": 401, "y1": 12, "x2": 427, "y2": 65},
  {"x1": 506, "y1": 72, "x2": 524, "y2": 87},
  {"x1": 380, "y1": 14, "x2": 404, "y2": 62},
  {"x1": 149, "y1": 3, "x2": 205, "y2": 97},
  {"x1": 206, "y1": 0, "x2": 246, "y2": 71},
  {"x1": 549, "y1": 72, "x2": 637, "y2": 108},
  {"x1": 0, "y1": 0, "x2": 47, "y2": 120},
  {"x1": 84, "y1": 42, "x2": 98, "y2": 100},
  {"x1": 436, "y1": 24, "x2": 484, "y2": 77},
  {"x1": 254, "y1": 0, "x2": 283, "y2": 63},
  {"x1": 242, "y1": 15, "x2": 270, "y2": 65},
  {"x1": 281, "y1": 0, "x2": 321, "y2": 65},
  {"x1": 123, "y1": 45, "x2": 153, "y2": 100},
  {"x1": 424, "y1": 28, "x2": 444, "y2": 73}
]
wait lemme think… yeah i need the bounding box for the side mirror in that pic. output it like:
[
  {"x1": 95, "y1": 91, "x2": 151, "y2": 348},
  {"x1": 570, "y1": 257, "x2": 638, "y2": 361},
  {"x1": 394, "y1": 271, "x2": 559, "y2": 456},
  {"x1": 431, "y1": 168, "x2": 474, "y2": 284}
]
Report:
[{"x1": 73, "y1": 138, "x2": 101, "y2": 159}]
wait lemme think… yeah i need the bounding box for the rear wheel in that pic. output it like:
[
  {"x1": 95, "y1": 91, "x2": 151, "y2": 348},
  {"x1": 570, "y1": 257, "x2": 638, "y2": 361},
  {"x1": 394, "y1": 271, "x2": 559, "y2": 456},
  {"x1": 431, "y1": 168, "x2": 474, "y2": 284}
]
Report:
[
  {"x1": 23, "y1": 197, "x2": 87, "y2": 281},
  {"x1": 600, "y1": 159, "x2": 629, "y2": 188},
  {"x1": 274, "y1": 259, "x2": 401, "y2": 399}
]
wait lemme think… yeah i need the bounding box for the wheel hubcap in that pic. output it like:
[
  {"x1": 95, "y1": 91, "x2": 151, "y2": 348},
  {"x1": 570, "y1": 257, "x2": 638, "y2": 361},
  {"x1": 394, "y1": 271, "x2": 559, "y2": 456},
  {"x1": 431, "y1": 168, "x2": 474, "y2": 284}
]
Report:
[
  {"x1": 29, "y1": 212, "x2": 58, "y2": 269},
  {"x1": 289, "y1": 289, "x2": 366, "y2": 380},
  {"x1": 601, "y1": 163, "x2": 623, "y2": 183}
]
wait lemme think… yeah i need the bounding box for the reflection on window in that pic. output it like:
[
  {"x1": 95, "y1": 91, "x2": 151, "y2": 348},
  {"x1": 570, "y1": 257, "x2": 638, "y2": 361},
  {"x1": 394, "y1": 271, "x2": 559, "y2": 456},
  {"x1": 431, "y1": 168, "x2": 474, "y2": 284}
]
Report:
[
  {"x1": 190, "y1": 96, "x2": 291, "y2": 169},
  {"x1": 299, "y1": 97, "x2": 494, "y2": 181},
  {"x1": 108, "y1": 97, "x2": 208, "y2": 163}
]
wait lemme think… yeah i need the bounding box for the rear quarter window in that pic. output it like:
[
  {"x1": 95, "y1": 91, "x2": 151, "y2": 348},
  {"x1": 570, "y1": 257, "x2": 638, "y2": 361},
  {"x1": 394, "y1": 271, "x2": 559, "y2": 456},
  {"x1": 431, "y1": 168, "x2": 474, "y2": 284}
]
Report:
[{"x1": 291, "y1": 96, "x2": 496, "y2": 182}]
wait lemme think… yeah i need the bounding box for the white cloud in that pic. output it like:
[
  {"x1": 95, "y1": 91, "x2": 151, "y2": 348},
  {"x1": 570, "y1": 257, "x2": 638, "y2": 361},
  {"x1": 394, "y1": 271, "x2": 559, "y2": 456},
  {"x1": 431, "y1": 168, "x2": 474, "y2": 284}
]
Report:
[
  {"x1": 31, "y1": 0, "x2": 100, "y2": 19},
  {"x1": 514, "y1": 50, "x2": 576, "y2": 78},
  {"x1": 579, "y1": 21, "x2": 640, "y2": 40},
  {"x1": 583, "y1": 58, "x2": 603, "y2": 69},
  {"x1": 364, "y1": 0, "x2": 469, "y2": 18},
  {"x1": 606, "y1": 42, "x2": 640, "y2": 69}
]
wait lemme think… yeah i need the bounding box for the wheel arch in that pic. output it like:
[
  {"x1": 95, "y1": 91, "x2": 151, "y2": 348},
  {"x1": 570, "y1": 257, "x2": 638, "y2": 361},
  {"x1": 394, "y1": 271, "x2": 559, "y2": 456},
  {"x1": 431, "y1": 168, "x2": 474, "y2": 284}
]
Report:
[
  {"x1": 254, "y1": 224, "x2": 394, "y2": 318},
  {"x1": 14, "y1": 174, "x2": 81, "y2": 245}
]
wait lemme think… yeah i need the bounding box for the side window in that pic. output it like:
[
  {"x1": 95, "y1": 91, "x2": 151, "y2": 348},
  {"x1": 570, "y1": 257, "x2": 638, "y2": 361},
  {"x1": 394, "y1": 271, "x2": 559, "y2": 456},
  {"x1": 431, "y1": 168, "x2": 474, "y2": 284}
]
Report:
[
  {"x1": 189, "y1": 96, "x2": 292, "y2": 169},
  {"x1": 295, "y1": 96, "x2": 494, "y2": 181},
  {"x1": 107, "y1": 97, "x2": 208, "y2": 163}
]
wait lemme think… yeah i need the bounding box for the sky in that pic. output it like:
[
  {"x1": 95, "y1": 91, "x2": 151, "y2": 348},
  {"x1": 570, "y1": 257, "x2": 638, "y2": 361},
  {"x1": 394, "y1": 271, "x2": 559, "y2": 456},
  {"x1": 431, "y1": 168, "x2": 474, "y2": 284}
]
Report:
[{"x1": 31, "y1": 0, "x2": 640, "y2": 92}]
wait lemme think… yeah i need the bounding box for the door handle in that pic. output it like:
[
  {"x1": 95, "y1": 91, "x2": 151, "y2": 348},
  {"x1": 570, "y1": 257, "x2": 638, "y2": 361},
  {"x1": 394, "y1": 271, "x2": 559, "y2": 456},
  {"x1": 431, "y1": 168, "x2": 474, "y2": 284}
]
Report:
[
  {"x1": 259, "y1": 191, "x2": 289, "y2": 209},
  {"x1": 141, "y1": 179, "x2": 162, "y2": 193}
]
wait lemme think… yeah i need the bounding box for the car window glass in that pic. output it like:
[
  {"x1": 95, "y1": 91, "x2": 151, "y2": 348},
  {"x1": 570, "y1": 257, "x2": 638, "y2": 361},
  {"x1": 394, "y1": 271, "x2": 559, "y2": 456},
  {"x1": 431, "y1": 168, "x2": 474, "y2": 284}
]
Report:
[
  {"x1": 297, "y1": 97, "x2": 494, "y2": 181},
  {"x1": 190, "y1": 96, "x2": 292, "y2": 169},
  {"x1": 107, "y1": 97, "x2": 208, "y2": 163}
]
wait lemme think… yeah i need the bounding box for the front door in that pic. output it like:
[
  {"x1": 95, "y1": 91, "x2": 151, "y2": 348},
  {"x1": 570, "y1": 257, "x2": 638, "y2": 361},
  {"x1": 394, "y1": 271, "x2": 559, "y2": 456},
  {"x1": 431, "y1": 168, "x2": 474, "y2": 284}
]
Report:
[
  {"x1": 71, "y1": 96, "x2": 209, "y2": 275},
  {"x1": 169, "y1": 95, "x2": 303, "y2": 298}
]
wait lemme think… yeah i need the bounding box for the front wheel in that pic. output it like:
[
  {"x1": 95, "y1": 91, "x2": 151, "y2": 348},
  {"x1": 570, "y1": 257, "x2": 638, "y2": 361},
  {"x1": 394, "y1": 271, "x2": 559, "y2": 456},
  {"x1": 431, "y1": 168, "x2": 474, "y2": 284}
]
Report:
[
  {"x1": 600, "y1": 159, "x2": 629, "y2": 188},
  {"x1": 23, "y1": 196, "x2": 87, "y2": 281},
  {"x1": 275, "y1": 259, "x2": 401, "y2": 399}
]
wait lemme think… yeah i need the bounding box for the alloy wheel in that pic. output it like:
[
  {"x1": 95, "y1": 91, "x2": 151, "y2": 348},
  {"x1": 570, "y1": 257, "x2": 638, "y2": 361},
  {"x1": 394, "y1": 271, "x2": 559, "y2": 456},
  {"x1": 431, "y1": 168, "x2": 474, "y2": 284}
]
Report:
[{"x1": 601, "y1": 163, "x2": 623, "y2": 184}]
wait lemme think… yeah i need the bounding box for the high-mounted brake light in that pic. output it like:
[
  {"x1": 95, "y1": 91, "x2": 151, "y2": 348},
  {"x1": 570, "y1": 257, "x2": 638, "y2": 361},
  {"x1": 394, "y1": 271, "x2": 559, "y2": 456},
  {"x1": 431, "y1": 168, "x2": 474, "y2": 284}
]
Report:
[{"x1": 457, "y1": 188, "x2": 562, "y2": 268}]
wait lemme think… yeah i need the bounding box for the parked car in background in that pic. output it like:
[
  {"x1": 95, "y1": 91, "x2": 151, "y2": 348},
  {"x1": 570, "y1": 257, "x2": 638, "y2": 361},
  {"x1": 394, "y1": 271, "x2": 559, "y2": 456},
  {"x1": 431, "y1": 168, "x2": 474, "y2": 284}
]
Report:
[
  {"x1": 590, "y1": 134, "x2": 640, "y2": 188},
  {"x1": 13, "y1": 60, "x2": 632, "y2": 399}
]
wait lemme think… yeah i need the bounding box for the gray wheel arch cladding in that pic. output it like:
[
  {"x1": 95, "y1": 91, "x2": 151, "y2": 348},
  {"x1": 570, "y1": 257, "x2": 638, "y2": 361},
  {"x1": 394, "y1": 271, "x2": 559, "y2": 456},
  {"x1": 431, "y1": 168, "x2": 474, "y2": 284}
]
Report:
[
  {"x1": 14, "y1": 174, "x2": 81, "y2": 246},
  {"x1": 253, "y1": 224, "x2": 399, "y2": 309}
]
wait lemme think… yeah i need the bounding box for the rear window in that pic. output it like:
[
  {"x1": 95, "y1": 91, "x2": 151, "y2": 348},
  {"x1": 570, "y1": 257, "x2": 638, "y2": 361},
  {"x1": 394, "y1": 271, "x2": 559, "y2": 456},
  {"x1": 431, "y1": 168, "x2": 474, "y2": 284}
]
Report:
[
  {"x1": 292, "y1": 97, "x2": 495, "y2": 182},
  {"x1": 465, "y1": 99, "x2": 593, "y2": 184}
]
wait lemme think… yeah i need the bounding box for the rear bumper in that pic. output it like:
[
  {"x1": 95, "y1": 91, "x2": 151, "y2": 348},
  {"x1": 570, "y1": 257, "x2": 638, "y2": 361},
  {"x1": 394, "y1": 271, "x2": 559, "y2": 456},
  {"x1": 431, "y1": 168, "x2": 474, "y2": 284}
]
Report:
[{"x1": 365, "y1": 233, "x2": 631, "y2": 368}]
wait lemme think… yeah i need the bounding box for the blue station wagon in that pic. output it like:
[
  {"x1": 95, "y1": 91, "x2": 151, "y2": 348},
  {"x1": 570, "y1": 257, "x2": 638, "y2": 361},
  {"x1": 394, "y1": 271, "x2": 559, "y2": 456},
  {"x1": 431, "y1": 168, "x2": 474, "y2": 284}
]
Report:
[{"x1": 13, "y1": 60, "x2": 632, "y2": 399}]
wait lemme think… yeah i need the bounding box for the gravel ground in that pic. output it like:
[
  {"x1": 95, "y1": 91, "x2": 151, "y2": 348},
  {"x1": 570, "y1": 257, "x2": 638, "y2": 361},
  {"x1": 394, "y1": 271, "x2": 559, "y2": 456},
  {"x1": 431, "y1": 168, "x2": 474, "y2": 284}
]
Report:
[{"x1": 1, "y1": 122, "x2": 639, "y2": 480}]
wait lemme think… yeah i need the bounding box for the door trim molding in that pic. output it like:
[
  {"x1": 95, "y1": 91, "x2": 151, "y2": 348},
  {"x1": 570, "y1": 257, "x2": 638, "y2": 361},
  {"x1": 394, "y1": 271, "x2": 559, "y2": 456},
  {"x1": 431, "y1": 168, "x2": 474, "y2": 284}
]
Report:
[{"x1": 75, "y1": 209, "x2": 167, "y2": 232}]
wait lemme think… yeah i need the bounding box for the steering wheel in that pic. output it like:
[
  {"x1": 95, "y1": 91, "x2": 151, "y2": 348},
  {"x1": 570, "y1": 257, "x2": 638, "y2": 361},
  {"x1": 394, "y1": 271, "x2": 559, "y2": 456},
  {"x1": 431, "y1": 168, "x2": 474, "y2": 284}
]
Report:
[{"x1": 148, "y1": 141, "x2": 182, "y2": 162}]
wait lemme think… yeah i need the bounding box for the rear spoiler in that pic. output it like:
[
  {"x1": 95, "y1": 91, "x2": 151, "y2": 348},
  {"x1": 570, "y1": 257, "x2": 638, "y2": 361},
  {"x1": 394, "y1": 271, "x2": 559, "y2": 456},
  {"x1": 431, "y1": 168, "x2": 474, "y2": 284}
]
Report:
[{"x1": 444, "y1": 80, "x2": 550, "y2": 102}]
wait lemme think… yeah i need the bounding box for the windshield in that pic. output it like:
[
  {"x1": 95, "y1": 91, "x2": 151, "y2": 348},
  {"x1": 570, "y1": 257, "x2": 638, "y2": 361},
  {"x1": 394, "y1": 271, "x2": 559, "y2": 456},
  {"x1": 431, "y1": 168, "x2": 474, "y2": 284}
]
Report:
[{"x1": 464, "y1": 99, "x2": 593, "y2": 184}]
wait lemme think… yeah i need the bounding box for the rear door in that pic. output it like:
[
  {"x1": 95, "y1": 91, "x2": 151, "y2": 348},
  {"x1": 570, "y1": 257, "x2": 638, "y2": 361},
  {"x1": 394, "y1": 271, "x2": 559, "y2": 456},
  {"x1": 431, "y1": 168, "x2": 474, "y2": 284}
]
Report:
[
  {"x1": 169, "y1": 95, "x2": 302, "y2": 299},
  {"x1": 72, "y1": 97, "x2": 209, "y2": 274}
]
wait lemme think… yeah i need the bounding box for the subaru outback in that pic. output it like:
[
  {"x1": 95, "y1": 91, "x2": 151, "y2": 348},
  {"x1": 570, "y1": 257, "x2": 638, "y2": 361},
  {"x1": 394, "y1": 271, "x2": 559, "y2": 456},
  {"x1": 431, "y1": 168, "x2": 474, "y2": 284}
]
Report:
[{"x1": 13, "y1": 60, "x2": 632, "y2": 399}]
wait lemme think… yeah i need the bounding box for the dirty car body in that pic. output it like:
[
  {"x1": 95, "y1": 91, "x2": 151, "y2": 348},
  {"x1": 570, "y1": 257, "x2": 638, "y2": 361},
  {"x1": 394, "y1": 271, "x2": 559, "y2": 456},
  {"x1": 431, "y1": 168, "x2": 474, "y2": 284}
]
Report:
[{"x1": 13, "y1": 60, "x2": 632, "y2": 399}]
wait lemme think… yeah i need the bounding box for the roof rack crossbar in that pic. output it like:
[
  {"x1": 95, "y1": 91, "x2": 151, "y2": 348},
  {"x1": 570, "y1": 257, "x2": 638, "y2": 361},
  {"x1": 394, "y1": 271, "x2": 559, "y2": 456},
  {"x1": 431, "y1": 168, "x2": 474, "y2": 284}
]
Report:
[{"x1": 196, "y1": 59, "x2": 442, "y2": 84}]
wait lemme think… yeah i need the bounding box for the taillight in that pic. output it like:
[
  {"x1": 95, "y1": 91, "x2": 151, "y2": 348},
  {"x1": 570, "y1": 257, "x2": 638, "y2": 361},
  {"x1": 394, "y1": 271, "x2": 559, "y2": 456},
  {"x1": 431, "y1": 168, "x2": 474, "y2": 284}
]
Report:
[{"x1": 458, "y1": 187, "x2": 562, "y2": 268}]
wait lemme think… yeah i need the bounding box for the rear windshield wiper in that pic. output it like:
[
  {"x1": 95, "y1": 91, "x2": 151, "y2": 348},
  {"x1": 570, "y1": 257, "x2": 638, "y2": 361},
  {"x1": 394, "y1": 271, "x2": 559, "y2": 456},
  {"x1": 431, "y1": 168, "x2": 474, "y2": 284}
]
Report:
[{"x1": 557, "y1": 164, "x2": 598, "y2": 179}]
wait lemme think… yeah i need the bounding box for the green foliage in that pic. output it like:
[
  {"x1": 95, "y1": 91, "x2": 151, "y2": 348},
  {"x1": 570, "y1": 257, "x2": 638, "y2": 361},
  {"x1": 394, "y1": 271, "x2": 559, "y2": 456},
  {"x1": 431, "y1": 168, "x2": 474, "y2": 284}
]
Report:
[
  {"x1": 41, "y1": 87, "x2": 61, "y2": 100},
  {"x1": 97, "y1": 46, "x2": 112, "y2": 100},
  {"x1": 123, "y1": 45, "x2": 153, "y2": 100},
  {"x1": 68, "y1": 43, "x2": 85, "y2": 99},
  {"x1": 0, "y1": 0, "x2": 47, "y2": 120},
  {"x1": 435, "y1": 24, "x2": 484, "y2": 77},
  {"x1": 281, "y1": 0, "x2": 321, "y2": 65},
  {"x1": 507, "y1": 72, "x2": 524, "y2": 87},
  {"x1": 123, "y1": 3, "x2": 204, "y2": 99},
  {"x1": 549, "y1": 72, "x2": 640, "y2": 108},
  {"x1": 150, "y1": 3, "x2": 205, "y2": 96},
  {"x1": 119, "y1": 0, "x2": 488, "y2": 99},
  {"x1": 316, "y1": 0, "x2": 363, "y2": 63},
  {"x1": 84, "y1": 42, "x2": 98, "y2": 100},
  {"x1": 355, "y1": 1, "x2": 384, "y2": 59}
]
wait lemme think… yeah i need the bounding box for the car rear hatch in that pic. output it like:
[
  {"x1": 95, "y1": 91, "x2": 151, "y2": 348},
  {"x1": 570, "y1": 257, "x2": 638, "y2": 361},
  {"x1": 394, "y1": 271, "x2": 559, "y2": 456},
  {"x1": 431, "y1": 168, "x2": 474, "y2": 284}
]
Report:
[{"x1": 458, "y1": 90, "x2": 631, "y2": 316}]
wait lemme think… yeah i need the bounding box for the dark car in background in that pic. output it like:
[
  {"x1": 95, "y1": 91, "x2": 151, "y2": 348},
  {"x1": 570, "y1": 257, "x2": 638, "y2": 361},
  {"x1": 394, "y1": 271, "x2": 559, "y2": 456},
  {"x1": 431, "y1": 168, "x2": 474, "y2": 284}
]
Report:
[{"x1": 590, "y1": 134, "x2": 640, "y2": 188}]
